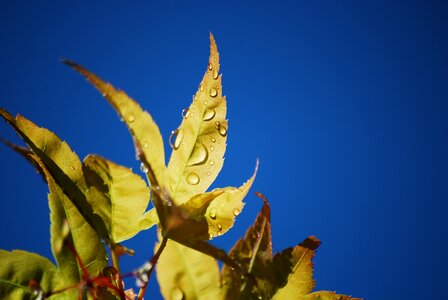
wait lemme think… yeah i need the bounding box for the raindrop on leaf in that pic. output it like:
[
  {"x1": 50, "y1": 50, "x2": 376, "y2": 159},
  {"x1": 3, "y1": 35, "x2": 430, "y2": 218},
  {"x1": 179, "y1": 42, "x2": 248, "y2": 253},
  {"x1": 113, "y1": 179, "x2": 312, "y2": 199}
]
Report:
[{"x1": 186, "y1": 172, "x2": 200, "y2": 185}]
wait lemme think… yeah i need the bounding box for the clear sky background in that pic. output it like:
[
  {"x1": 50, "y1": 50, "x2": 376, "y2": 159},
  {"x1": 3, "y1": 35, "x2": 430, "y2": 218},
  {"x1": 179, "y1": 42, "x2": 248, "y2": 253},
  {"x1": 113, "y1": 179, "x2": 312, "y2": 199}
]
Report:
[{"x1": 1, "y1": 1, "x2": 447, "y2": 299}]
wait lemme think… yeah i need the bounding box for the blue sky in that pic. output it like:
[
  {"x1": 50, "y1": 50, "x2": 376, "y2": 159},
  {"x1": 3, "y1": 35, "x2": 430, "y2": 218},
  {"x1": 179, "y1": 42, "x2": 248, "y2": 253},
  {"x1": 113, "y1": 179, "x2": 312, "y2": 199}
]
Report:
[{"x1": 1, "y1": 1, "x2": 447, "y2": 299}]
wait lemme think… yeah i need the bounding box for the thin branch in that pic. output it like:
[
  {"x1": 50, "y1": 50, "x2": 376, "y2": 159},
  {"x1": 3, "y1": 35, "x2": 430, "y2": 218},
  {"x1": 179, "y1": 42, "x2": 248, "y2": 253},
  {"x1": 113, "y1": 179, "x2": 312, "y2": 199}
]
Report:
[
  {"x1": 110, "y1": 244, "x2": 125, "y2": 293},
  {"x1": 137, "y1": 236, "x2": 168, "y2": 300}
]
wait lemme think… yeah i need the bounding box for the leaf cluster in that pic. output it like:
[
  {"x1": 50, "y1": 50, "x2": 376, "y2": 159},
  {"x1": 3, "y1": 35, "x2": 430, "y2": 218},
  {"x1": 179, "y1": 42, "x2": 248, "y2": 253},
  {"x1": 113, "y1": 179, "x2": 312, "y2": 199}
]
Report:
[{"x1": 0, "y1": 34, "x2": 359, "y2": 300}]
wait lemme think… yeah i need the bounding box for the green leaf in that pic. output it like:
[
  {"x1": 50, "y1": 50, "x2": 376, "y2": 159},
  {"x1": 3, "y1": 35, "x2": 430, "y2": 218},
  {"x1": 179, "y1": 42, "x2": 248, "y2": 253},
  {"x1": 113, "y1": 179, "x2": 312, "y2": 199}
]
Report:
[
  {"x1": 0, "y1": 110, "x2": 108, "y2": 279},
  {"x1": 63, "y1": 60, "x2": 166, "y2": 190},
  {"x1": 156, "y1": 239, "x2": 221, "y2": 300},
  {"x1": 32, "y1": 154, "x2": 108, "y2": 282},
  {"x1": 0, "y1": 109, "x2": 110, "y2": 241},
  {"x1": 167, "y1": 33, "x2": 228, "y2": 205},
  {"x1": 83, "y1": 154, "x2": 157, "y2": 243},
  {"x1": 221, "y1": 192, "x2": 275, "y2": 300},
  {"x1": 304, "y1": 291, "x2": 362, "y2": 300},
  {"x1": 0, "y1": 250, "x2": 61, "y2": 299}
]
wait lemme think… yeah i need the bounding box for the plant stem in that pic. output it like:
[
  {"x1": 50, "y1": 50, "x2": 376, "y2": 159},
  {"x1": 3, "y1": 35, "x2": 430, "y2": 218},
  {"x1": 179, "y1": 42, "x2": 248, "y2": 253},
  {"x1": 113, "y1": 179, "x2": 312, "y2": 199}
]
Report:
[
  {"x1": 110, "y1": 244, "x2": 125, "y2": 295},
  {"x1": 137, "y1": 236, "x2": 168, "y2": 300}
]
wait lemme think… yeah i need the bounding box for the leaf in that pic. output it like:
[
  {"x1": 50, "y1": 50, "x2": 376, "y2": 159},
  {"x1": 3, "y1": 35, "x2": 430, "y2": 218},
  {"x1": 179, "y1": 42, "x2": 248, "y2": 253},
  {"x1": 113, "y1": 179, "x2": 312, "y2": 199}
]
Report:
[
  {"x1": 0, "y1": 250, "x2": 62, "y2": 299},
  {"x1": 164, "y1": 161, "x2": 258, "y2": 242},
  {"x1": 304, "y1": 291, "x2": 361, "y2": 300},
  {"x1": 0, "y1": 110, "x2": 108, "y2": 278},
  {"x1": 167, "y1": 33, "x2": 228, "y2": 205},
  {"x1": 271, "y1": 236, "x2": 321, "y2": 300},
  {"x1": 63, "y1": 60, "x2": 166, "y2": 189},
  {"x1": 32, "y1": 154, "x2": 108, "y2": 282},
  {"x1": 221, "y1": 192, "x2": 275, "y2": 300},
  {"x1": 83, "y1": 154, "x2": 157, "y2": 243},
  {"x1": 0, "y1": 109, "x2": 110, "y2": 241},
  {"x1": 156, "y1": 238, "x2": 221, "y2": 300}
]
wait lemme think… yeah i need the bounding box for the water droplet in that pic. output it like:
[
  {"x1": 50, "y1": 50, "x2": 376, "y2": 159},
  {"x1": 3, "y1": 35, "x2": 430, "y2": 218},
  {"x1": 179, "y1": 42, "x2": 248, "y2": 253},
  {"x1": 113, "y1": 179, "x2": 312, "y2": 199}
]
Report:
[
  {"x1": 217, "y1": 224, "x2": 223, "y2": 231},
  {"x1": 209, "y1": 160, "x2": 215, "y2": 166},
  {"x1": 208, "y1": 63, "x2": 213, "y2": 70},
  {"x1": 233, "y1": 208, "x2": 240, "y2": 216},
  {"x1": 207, "y1": 171, "x2": 211, "y2": 176},
  {"x1": 211, "y1": 137, "x2": 216, "y2": 143},
  {"x1": 182, "y1": 108, "x2": 190, "y2": 119},
  {"x1": 218, "y1": 124, "x2": 227, "y2": 137},
  {"x1": 203, "y1": 109, "x2": 216, "y2": 121},
  {"x1": 171, "y1": 288, "x2": 185, "y2": 300},
  {"x1": 140, "y1": 162, "x2": 148, "y2": 173},
  {"x1": 209, "y1": 208, "x2": 217, "y2": 219},
  {"x1": 128, "y1": 114, "x2": 135, "y2": 123},
  {"x1": 200, "y1": 84, "x2": 204, "y2": 91},
  {"x1": 188, "y1": 143, "x2": 208, "y2": 166},
  {"x1": 69, "y1": 166, "x2": 75, "y2": 170},
  {"x1": 213, "y1": 69, "x2": 219, "y2": 79},
  {"x1": 144, "y1": 143, "x2": 149, "y2": 148},
  {"x1": 169, "y1": 129, "x2": 184, "y2": 150},
  {"x1": 186, "y1": 172, "x2": 200, "y2": 185},
  {"x1": 210, "y1": 146, "x2": 215, "y2": 152},
  {"x1": 210, "y1": 88, "x2": 218, "y2": 98},
  {"x1": 258, "y1": 296, "x2": 263, "y2": 300}
]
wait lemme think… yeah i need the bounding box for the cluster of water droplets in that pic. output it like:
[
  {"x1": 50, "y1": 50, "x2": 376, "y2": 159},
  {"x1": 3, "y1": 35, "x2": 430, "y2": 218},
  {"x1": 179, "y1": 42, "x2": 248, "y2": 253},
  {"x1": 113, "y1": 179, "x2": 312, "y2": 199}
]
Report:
[
  {"x1": 167, "y1": 61, "x2": 229, "y2": 187},
  {"x1": 134, "y1": 261, "x2": 153, "y2": 288}
]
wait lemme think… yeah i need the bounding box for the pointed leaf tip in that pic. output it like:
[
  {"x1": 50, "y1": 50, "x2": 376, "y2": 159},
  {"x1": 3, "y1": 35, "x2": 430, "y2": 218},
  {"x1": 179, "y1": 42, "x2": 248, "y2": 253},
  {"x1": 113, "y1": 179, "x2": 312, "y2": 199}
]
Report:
[{"x1": 300, "y1": 236, "x2": 321, "y2": 251}]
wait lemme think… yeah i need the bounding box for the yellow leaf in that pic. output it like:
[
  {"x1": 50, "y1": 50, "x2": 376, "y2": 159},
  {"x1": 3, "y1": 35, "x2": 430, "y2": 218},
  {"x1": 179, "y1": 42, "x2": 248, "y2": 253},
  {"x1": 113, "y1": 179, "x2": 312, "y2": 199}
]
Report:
[
  {"x1": 304, "y1": 291, "x2": 362, "y2": 300},
  {"x1": 156, "y1": 238, "x2": 221, "y2": 300},
  {"x1": 272, "y1": 237, "x2": 321, "y2": 300},
  {"x1": 0, "y1": 109, "x2": 110, "y2": 240},
  {"x1": 167, "y1": 33, "x2": 228, "y2": 205},
  {"x1": 83, "y1": 154, "x2": 157, "y2": 243},
  {"x1": 203, "y1": 161, "x2": 258, "y2": 238},
  {"x1": 64, "y1": 60, "x2": 166, "y2": 189}
]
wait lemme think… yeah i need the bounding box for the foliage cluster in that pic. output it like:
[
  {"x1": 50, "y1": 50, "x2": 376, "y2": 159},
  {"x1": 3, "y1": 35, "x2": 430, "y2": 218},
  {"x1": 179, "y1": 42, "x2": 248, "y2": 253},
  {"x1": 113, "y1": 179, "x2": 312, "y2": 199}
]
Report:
[{"x1": 0, "y1": 34, "x2": 359, "y2": 300}]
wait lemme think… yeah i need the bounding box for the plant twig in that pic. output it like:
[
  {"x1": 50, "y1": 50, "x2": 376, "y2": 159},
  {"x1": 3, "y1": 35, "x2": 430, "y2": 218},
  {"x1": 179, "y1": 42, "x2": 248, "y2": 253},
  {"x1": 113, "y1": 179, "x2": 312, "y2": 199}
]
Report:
[
  {"x1": 137, "y1": 236, "x2": 168, "y2": 300},
  {"x1": 110, "y1": 244, "x2": 125, "y2": 293}
]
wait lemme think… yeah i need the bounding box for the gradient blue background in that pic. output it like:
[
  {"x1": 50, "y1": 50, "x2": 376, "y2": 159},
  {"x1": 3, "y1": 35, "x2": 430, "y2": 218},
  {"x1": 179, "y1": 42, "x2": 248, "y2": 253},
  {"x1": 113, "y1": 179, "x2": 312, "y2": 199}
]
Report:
[{"x1": 1, "y1": 1, "x2": 447, "y2": 299}]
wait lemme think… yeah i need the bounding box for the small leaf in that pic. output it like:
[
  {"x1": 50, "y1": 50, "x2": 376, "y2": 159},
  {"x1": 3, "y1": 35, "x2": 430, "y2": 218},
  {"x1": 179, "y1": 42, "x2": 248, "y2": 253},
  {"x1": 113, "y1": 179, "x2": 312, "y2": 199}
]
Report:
[
  {"x1": 163, "y1": 161, "x2": 258, "y2": 241},
  {"x1": 0, "y1": 250, "x2": 61, "y2": 298},
  {"x1": 203, "y1": 162, "x2": 258, "y2": 238},
  {"x1": 83, "y1": 154, "x2": 157, "y2": 243},
  {"x1": 156, "y1": 239, "x2": 221, "y2": 300},
  {"x1": 167, "y1": 33, "x2": 228, "y2": 205},
  {"x1": 271, "y1": 236, "x2": 321, "y2": 300},
  {"x1": 64, "y1": 60, "x2": 166, "y2": 189},
  {"x1": 304, "y1": 291, "x2": 362, "y2": 300}
]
